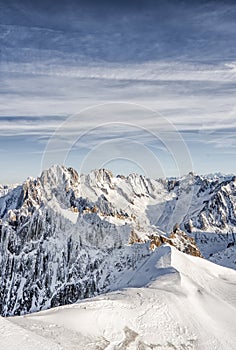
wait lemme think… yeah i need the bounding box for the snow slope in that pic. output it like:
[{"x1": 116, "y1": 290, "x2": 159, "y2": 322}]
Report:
[
  {"x1": 0, "y1": 165, "x2": 235, "y2": 316},
  {"x1": 2, "y1": 246, "x2": 236, "y2": 350}
]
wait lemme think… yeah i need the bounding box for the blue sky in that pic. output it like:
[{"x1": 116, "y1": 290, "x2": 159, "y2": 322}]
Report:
[{"x1": 0, "y1": 0, "x2": 236, "y2": 182}]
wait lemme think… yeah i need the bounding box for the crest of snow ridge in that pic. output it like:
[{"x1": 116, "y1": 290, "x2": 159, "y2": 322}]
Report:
[{"x1": 0, "y1": 165, "x2": 235, "y2": 316}]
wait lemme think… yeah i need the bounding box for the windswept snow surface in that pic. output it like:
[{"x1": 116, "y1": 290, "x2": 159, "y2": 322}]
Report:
[
  {"x1": 2, "y1": 246, "x2": 236, "y2": 350},
  {"x1": 0, "y1": 165, "x2": 236, "y2": 316}
]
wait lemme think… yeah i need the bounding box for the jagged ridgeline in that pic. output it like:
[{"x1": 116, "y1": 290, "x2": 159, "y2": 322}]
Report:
[{"x1": 0, "y1": 165, "x2": 235, "y2": 316}]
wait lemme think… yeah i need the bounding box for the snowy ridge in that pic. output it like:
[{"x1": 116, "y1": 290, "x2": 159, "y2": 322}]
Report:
[
  {"x1": 0, "y1": 165, "x2": 235, "y2": 316},
  {"x1": 2, "y1": 245, "x2": 236, "y2": 350}
]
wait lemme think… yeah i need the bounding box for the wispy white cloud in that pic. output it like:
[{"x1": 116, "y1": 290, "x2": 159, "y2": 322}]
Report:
[
  {"x1": 1, "y1": 0, "x2": 236, "y2": 180},
  {"x1": 1, "y1": 64, "x2": 236, "y2": 130},
  {"x1": 1, "y1": 60, "x2": 236, "y2": 82}
]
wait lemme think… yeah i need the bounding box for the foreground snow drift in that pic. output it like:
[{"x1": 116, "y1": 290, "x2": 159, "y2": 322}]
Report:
[{"x1": 2, "y1": 246, "x2": 236, "y2": 350}]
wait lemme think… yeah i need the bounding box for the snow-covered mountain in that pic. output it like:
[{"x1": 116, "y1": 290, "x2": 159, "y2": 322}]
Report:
[
  {"x1": 0, "y1": 165, "x2": 235, "y2": 317},
  {"x1": 1, "y1": 245, "x2": 236, "y2": 350},
  {"x1": 0, "y1": 184, "x2": 18, "y2": 198}
]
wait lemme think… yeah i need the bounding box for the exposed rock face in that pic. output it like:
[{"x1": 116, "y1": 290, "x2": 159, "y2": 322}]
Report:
[
  {"x1": 0, "y1": 165, "x2": 235, "y2": 316},
  {"x1": 0, "y1": 204, "x2": 150, "y2": 316},
  {"x1": 149, "y1": 228, "x2": 203, "y2": 258},
  {"x1": 188, "y1": 179, "x2": 236, "y2": 232}
]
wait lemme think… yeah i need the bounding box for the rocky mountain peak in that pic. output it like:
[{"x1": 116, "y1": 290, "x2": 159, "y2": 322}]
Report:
[{"x1": 0, "y1": 165, "x2": 235, "y2": 316}]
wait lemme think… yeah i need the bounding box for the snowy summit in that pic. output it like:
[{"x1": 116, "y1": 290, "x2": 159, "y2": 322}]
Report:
[{"x1": 0, "y1": 165, "x2": 235, "y2": 349}]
